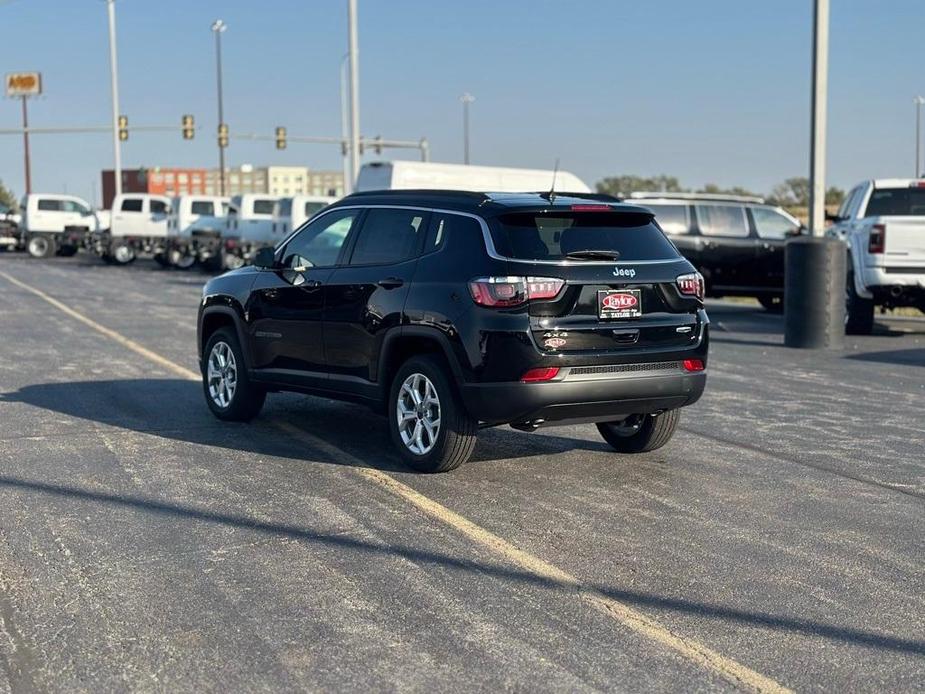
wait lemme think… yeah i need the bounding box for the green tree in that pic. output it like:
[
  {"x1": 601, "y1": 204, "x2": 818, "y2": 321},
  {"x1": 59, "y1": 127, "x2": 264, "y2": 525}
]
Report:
[
  {"x1": 0, "y1": 179, "x2": 16, "y2": 210},
  {"x1": 769, "y1": 177, "x2": 810, "y2": 206},
  {"x1": 824, "y1": 186, "x2": 845, "y2": 206},
  {"x1": 596, "y1": 175, "x2": 684, "y2": 197}
]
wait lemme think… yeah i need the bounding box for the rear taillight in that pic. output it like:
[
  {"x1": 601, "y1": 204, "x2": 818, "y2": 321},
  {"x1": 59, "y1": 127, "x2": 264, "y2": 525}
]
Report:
[
  {"x1": 468, "y1": 276, "x2": 564, "y2": 307},
  {"x1": 682, "y1": 359, "x2": 705, "y2": 372},
  {"x1": 676, "y1": 272, "x2": 705, "y2": 301},
  {"x1": 521, "y1": 367, "x2": 560, "y2": 382},
  {"x1": 868, "y1": 224, "x2": 885, "y2": 254}
]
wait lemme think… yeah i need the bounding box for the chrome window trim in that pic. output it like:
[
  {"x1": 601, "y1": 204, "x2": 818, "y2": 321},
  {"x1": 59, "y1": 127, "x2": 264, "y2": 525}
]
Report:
[{"x1": 276, "y1": 203, "x2": 684, "y2": 267}]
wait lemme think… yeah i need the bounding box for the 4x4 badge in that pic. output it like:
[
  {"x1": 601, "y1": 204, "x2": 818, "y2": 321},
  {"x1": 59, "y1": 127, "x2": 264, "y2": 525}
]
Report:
[{"x1": 613, "y1": 267, "x2": 636, "y2": 278}]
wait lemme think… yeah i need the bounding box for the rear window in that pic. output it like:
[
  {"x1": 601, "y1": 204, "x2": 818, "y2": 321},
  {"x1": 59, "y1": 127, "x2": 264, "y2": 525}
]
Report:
[
  {"x1": 488, "y1": 211, "x2": 680, "y2": 262},
  {"x1": 864, "y1": 188, "x2": 925, "y2": 216}
]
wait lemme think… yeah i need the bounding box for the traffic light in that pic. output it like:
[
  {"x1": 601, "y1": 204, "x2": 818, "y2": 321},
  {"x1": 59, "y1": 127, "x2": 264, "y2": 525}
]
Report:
[
  {"x1": 182, "y1": 114, "x2": 195, "y2": 140},
  {"x1": 118, "y1": 115, "x2": 128, "y2": 141},
  {"x1": 275, "y1": 126, "x2": 286, "y2": 150},
  {"x1": 218, "y1": 123, "x2": 229, "y2": 148}
]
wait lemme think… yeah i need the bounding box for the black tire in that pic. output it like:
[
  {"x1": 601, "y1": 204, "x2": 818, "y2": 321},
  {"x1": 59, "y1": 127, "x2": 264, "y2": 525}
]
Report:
[
  {"x1": 58, "y1": 245, "x2": 78, "y2": 257},
  {"x1": 757, "y1": 295, "x2": 783, "y2": 313},
  {"x1": 597, "y1": 409, "x2": 680, "y2": 454},
  {"x1": 202, "y1": 328, "x2": 266, "y2": 421},
  {"x1": 169, "y1": 248, "x2": 196, "y2": 270},
  {"x1": 27, "y1": 234, "x2": 56, "y2": 259},
  {"x1": 388, "y1": 355, "x2": 477, "y2": 472},
  {"x1": 153, "y1": 253, "x2": 170, "y2": 268},
  {"x1": 845, "y1": 266, "x2": 874, "y2": 335}
]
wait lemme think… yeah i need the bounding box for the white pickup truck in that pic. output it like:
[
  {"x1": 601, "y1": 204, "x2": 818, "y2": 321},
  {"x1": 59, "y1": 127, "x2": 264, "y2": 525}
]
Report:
[
  {"x1": 223, "y1": 194, "x2": 280, "y2": 269},
  {"x1": 165, "y1": 195, "x2": 229, "y2": 269},
  {"x1": 20, "y1": 193, "x2": 110, "y2": 258},
  {"x1": 101, "y1": 193, "x2": 172, "y2": 265},
  {"x1": 827, "y1": 178, "x2": 925, "y2": 333},
  {"x1": 275, "y1": 194, "x2": 336, "y2": 237}
]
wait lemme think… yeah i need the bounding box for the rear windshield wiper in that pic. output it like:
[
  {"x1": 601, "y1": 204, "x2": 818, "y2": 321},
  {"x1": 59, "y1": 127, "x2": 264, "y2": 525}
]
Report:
[{"x1": 564, "y1": 249, "x2": 621, "y2": 261}]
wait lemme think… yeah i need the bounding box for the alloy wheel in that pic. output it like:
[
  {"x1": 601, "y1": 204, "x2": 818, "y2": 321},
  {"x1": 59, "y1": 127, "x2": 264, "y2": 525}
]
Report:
[
  {"x1": 396, "y1": 372, "x2": 441, "y2": 455},
  {"x1": 207, "y1": 341, "x2": 237, "y2": 408}
]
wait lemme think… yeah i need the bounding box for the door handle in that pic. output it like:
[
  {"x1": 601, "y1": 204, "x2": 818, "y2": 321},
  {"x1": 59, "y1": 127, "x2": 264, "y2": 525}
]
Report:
[{"x1": 377, "y1": 277, "x2": 404, "y2": 289}]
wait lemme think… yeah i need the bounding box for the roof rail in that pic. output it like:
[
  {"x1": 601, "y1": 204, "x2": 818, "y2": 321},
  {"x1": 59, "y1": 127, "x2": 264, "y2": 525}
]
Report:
[
  {"x1": 342, "y1": 189, "x2": 490, "y2": 201},
  {"x1": 629, "y1": 191, "x2": 766, "y2": 204}
]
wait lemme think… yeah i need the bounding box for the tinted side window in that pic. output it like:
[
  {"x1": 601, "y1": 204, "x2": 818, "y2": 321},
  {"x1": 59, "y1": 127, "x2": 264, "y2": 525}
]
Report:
[
  {"x1": 752, "y1": 207, "x2": 799, "y2": 239},
  {"x1": 644, "y1": 204, "x2": 690, "y2": 235},
  {"x1": 120, "y1": 198, "x2": 144, "y2": 212},
  {"x1": 305, "y1": 201, "x2": 327, "y2": 217},
  {"x1": 695, "y1": 205, "x2": 748, "y2": 237},
  {"x1": 282, "y1": 209, "x2": 358, "y2": 269},
  {"x1": 190, "y1": 201, "x2": 213, "y2": 215},
  {"x1": 150, "y1": 199, "x2": 168, "y2": 214},
  {"x1": 253, "y1": 199, "x2": 276, "y2": 215},
  {"x1": 61, "y1": 200, "x2": 91, "y2": 215},
  {"x1": 349, "y1": 208, "x2": 428, "y2": 266},
  {"x1": 838, "y1": 186, "x2": 860, "y2": 219},
  {"x1": 37, "y1": 199, "x2": 61, "y2": 211},
  {"x1": 424, "y1": 213, "x2": 479, "y2": 254}
]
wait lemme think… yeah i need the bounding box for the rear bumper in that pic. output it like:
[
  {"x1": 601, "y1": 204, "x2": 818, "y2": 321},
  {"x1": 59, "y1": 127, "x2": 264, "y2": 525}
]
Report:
[
  {"x1": 461, "y1": 369, "x2": 707, "y2": 427},
  {"x1": 863, "y1": 265, "x2": 925, "y2": 289}
]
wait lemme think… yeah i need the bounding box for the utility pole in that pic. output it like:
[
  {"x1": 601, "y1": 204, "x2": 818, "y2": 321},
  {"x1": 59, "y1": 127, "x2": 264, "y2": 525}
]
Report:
[
  {"x1": 784, "y1": 0, "x2": 844, "y2": 349},
  {"x1": 106, "y1": 0, "x2": 122, "y2": 198},
  {"x1": 212, "y1": 19, "x2": 228, "y2": 196},
  {"x1": 915, "y1": 96, "x2": 924, "y2": 178},
  {"x1": 340, "y1": 53, "x2": 351, "y2": 194},
  {"x1": 460, "y1": 92, "x2": 475, "y2": 165},
  {"x1": 20, "y1": 96, "x2": 31, "y2": 194},
  {"x1": 347, "y1": 0, "x2": 360, "y2": 190}
]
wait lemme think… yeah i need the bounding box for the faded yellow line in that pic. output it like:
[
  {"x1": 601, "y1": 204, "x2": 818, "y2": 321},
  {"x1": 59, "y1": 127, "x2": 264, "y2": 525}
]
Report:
[{"x1": 2, "y1": 268, "x2": 792, "y2": 694}]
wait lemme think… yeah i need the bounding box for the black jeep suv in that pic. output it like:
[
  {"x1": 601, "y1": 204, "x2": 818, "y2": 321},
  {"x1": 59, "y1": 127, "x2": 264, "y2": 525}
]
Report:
[{"x1": 197, "y1": 190, "x2": 709, "y2": 472}]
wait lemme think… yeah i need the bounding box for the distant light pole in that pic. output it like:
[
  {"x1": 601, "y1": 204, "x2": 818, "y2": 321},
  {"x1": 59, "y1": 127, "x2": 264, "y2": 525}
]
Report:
[
  {"x1": 915, "y1": 96, "x2": 924, "y2": 178},
  {"x1": 340, "y1": 53, "x2": 351, "y2": 194},
  {"x1": 460, "y1": 92, "x2": 475, "y2": 165},
  {"x1": 347, "y1": 0, "x2": 360, "y2": 191},
  {"x1": 212, "y1": 19, "x2": 228, "y2": 196},
  {"x1": 106, "y1": 0, "x2": 122, "y2": 199}
]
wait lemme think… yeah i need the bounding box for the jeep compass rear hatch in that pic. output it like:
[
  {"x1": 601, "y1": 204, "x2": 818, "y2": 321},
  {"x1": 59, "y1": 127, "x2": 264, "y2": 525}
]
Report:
[{"x1": 482, "y1": 206, "x2": 703, "y2": 353}]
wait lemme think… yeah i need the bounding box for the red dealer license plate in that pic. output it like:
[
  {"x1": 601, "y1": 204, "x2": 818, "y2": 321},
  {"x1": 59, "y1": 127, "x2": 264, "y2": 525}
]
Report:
[{"x1": 598, "y1": 289, "x2": 642, "y2": 319}]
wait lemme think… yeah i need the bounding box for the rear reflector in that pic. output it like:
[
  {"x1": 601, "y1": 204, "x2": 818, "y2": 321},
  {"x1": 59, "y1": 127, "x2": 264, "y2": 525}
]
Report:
[
  {"x1": 868, "y1": 224, "x2": 885, "y2": 254},
  {"x1": 676, "y1": 272, "x2": 705, "y2": 301},
  {"x1": 682, "y1": 359, "x2": 705, "y2": 372},
  {"x1": 521, "y1": 367, "x2": 560, "y2": 382},
  {"x1": 570, "y1": 204, "x2": 612, "y2": 211}
]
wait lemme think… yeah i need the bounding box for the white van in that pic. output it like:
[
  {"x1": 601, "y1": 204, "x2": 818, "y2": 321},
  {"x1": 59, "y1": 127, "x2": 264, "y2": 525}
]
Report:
[
  {"x1": 21, "y1": 193, "x2": 110, "y2": 258},
  {"x1": 223, "y1": 194, "x2": 280, "y2": 268},
  {"x1": 355, "y1": 161, "x2": 591, "y2": 194},
  {"x1": 102, "y1": 193, "x2": 172, "y2": 265},
  {"x1": 165, "y1": 195, "x2": 229, "y2": 269},
  {"x1": 274, "y1": 194, "x2": 336, "y2": 237}
]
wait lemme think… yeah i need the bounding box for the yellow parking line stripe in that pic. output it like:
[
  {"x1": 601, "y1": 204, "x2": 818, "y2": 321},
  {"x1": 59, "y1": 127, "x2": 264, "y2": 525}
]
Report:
[{"x1": 1, "y1": 269, "x2": 792, "y2": 694}]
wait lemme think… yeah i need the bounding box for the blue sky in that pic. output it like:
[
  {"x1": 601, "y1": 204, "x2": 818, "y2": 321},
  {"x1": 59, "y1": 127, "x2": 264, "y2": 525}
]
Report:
[{"x1": 1, "y1": 0, "x2": 924, "y2": 205}]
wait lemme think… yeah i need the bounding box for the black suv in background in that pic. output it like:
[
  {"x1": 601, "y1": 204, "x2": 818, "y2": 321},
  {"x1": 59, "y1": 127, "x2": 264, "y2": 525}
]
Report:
[
  {"x1": 197, "y1": 190, "x2": 709, "y2": 472},
  {"x1": 631, "y1": 193, "x2": 804, "y2": 311}
]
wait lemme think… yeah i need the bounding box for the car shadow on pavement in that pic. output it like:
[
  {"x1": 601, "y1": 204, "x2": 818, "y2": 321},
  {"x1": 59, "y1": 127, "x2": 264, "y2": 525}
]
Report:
[
  {"x1": 845, "y1": 348, "x2": 925, "y2": 367},
  {"x1": 0, "y1": 378, "x2": 611, "y2": 471},
  {"x1": 0, "y1": 471, "x2": 922, "y2": 659}
]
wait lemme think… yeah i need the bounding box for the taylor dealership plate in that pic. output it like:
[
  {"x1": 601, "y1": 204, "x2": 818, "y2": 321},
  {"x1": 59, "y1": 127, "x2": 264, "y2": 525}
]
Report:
[{"x1": 598, "y1": 289, "x2": 642, "y2": 319}]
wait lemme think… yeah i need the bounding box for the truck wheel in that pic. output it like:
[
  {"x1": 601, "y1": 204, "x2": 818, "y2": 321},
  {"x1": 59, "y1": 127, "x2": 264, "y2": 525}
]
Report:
[
  {"x1": 758, "y1": 295, "x2": 783, "y2": 313},
  {"x1": 222, "y1": 250, "x2": 245, "y2": 271},
  {"x1": 597, "y1": 410, "x2": 680, "y2": 454},
  {"x1": 845, "y1": 268, "x2": 874, "y2": 335},
  {"x1": 153, "y1": 253, "x2": 170, "y2": 268},
  {"x1": 388, "y1": 355, "x2": 477, "y2": 473},
  {"x1": 27, "y1": 235, "x2": 56, "y2": 259},
  {"x1": 202, "y1": 328, "x2": 266, "y2": 421},
  {"x1": 111, "y1": 242, "x2": 136, "y2": 265},
  {"x1": 168, "y1": 248, "x2": 196, "y2": 270},
  {"x1": 58, "y1": 245, "x2": 78, "y2": 257}
]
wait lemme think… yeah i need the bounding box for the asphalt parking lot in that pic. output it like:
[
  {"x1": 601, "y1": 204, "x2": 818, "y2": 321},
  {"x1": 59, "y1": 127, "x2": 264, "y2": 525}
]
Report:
[{"x1": 0, "y1": 252, "x2": 923, "y2": 692}]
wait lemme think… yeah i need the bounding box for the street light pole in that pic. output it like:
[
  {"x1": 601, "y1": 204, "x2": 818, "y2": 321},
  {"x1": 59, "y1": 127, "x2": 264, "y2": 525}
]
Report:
[
  {"x1": 460, "y1": 92, "x2": 475, "y2": 165},
  {"x1": 340, "y1": 53, "x2": 351, "y2": 194},
  {"x1": 808, "y1": 0, "x2": 828, "y2": 237},
  {"x1": 347, "y1": 0, "x2": 360, "y2": 191},
  {"x1": 106, "y1": 0, "x2": 122, "y2": 200},
  {"x1": 915, "y1": 96, "x2": 924, "y2": 178},
  {"x1": 20, "y1": 96, "x2": 31, "y2": 195},
  {"x1": 212, "y1": 19, "x2": 227, "y2": 196}
]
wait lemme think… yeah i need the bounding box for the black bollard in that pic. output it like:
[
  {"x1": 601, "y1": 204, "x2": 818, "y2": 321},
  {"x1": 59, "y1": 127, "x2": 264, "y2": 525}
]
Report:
[{"x1": 784, "y1": 236, "x2": 845, "y2": 349}]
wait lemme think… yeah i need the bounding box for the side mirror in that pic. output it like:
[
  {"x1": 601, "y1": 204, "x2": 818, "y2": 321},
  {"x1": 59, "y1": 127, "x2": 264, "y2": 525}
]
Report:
[
  {"x1": 253, "y1": 246, "x2": 277, "y2": 269},
  {"x1": 824, "y1": 212, "x2": 842, "y2": 223}
]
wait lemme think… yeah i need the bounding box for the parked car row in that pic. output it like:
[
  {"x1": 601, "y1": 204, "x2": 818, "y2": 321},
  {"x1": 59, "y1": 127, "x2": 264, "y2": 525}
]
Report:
[{"x1": 1, "y1": 192, "x2": 337, "y2": 270}]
